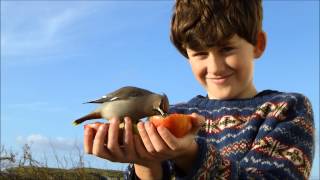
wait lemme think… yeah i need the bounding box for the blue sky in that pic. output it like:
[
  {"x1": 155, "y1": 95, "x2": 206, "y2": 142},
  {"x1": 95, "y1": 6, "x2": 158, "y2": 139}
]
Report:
[{"x1": 1, "y1": 0, "x2": 319, "y2": 178}]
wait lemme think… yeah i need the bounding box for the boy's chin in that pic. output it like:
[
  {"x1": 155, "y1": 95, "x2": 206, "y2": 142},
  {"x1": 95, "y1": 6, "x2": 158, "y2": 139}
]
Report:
[
  {"x1": 206, "y1": 87, "x2": 237, "y2": 100},
  {"x1": 207, "y1": 88, "x2": 256, "y2": 100},
  {"x1": 207, "y1": 92, "x2": 233, "y2": 100}
]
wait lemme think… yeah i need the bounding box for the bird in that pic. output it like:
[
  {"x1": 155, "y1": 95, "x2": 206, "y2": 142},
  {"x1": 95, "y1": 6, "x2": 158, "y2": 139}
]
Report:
[{"x1": 72, "y1": 86, "x2": 169, "y2": 126}]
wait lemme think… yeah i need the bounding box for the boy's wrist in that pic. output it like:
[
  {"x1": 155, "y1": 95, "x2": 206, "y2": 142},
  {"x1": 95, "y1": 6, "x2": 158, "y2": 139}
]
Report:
[
  {"x1": 134, "y1": 163, "x2": 163, "y2": 180},
  {"x1": 172, "y1": 140, "x2": 198, "y2": 173}
]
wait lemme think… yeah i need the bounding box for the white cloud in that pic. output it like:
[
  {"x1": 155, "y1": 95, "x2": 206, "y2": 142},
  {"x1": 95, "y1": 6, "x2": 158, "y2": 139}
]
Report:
[
  {"x1": 16, "y1": 134, "x2": 80, "y2": 151},
  {"x1": 1, "y1": 2, "x2": 98, "y2": 59},
  {"x1": 45, "y1": 9, "x2": 79, "y2": 39}
]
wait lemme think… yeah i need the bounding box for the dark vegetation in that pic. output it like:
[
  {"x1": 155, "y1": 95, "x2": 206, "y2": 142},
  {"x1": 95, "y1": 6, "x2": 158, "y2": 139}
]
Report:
[{"x1": 0, "y1": 144, "x2": 124, "y2": 180}]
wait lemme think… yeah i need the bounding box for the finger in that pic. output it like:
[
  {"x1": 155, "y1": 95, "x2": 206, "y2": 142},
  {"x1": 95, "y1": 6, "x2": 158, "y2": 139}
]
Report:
[
  {"x1": 145, "y1": 121, "x2": 170, "y2": 154},
  {"x1": 124, "y1": 117, "x2": 133, "y2": 146},
  {"x1": 85, "y1": 122, "x2": 104, "y2": 131},
  {"x1": 123, "y1": 117, "x2": 136, "y2": 161},
  {"x1": 191, "y1": 113, "x2": 205, "y2": 125},
  {"x1": 134, "y1": 135, "x2": 157, "y2": 162},
  {"x1": 107, "y1": 117, "x2": 124, "y2": 159},
  {"x1": 190, "y1": 113, "x2": 206, "y2": 133},
  {"x1": 92, "y1": 123, "x2": 111, "y2": 158},
  {"x1": 84, "y1": 125, "x2": 94, "y2": 154},
  {"x1": 157, "y1": 126, "x2": 179, "y2": 151},
  {"x1": 137, "y1": 122, "x2": 155, "y2": 153}
]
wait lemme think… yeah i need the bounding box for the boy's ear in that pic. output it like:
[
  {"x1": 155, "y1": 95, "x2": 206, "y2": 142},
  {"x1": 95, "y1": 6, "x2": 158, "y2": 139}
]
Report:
[{"x1": 254, "y1": 31, "x2": 267, "y2": 58}]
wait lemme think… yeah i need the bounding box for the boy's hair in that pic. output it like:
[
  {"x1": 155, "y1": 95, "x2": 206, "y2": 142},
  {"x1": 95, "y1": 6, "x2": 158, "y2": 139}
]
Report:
[{"x1": 170, "y1": 0, "x2": 263, "y2": 58}]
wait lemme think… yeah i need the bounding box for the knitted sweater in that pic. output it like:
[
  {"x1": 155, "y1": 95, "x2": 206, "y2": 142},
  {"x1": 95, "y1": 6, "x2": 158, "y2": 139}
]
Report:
[{"x1": 124, "y1": 90, "x2": 315, "y2": 180}]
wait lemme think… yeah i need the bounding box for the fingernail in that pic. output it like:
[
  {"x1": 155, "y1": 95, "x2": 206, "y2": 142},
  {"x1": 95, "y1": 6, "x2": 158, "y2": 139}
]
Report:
[
  {"x1": 126, "y1": 117, "x2": 132, "y2": 124},
  {"x1": 98, "y1": 123, "x2": 106, "y2": 130},
  {"x1": 136, "y1": 122, "x2": 143, "y2": 130},
  {"x1": 146, "y1": 121, "x2": 154, "y2": 129},
  {"x1": 109, "y1": 118, "x2": 114, "y2": 124},
  {"x1": 110, "y1": 118, "x2": 118, "y2": 124},
  {"x1": 94, "y1": 122, "x2": 102, "y2": 125},
  {"x1": 157, "y1": 126, "x2": 163, "y2": 132}
]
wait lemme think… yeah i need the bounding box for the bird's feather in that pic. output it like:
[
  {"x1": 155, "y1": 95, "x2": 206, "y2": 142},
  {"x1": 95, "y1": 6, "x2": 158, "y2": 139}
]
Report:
[
  {"x1": 84, "y1": 86, "x2": 154, "y2": 104},
  {"x1": 72, "y1": 112, "x2": 102, "y2": 126}
]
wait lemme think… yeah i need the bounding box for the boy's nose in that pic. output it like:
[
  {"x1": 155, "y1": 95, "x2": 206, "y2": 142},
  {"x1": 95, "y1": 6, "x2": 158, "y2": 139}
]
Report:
[{"x1": 206, "y1": 53, "x2": 227, "y2": 75}]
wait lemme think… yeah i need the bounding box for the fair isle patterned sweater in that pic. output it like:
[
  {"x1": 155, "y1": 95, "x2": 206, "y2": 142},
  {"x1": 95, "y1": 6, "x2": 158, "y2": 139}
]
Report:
[{"x1": 125, "y1": 90, "x2": 315, "y2": 180}]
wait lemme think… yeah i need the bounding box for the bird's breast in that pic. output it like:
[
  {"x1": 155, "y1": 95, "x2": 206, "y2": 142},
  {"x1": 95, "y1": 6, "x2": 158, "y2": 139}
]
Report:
[{"x1": 100, "y1": 99, "x2": 145, "y2": 121}]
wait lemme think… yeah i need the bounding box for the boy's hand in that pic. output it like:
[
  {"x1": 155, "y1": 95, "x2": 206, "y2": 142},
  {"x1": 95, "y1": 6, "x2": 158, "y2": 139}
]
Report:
[
  {"x1": 83, "y1": 117, "x2": 162, "y2": 167},
  {"x1": 83, "y1": 113, "x2": 205, "y2": 174},
  {"x1": 138, "y1": 113, "x2": 205, "y2": 171}
]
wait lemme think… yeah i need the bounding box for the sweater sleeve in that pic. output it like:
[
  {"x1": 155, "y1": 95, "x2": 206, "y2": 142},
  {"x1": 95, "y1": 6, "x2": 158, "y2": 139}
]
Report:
[
  {"x1": 124, "y1": 162, "x2": 173, "y2": 180},
  {"x1": 168, "y1": 94, "x2": 315, "y2": 180},
  {"x1": 235, "y1": 94, "x2": 315, "y2": 180}
]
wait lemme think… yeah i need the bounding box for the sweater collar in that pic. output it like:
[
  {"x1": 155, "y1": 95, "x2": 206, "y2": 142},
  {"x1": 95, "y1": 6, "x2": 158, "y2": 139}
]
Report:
[{"x1": 188, "y1": 90, "x2": 279, "y2": 108}]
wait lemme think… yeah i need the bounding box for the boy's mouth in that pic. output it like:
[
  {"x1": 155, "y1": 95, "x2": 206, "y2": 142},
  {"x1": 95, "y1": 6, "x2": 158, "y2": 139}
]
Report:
[{"x1": 206, "y1": 74, "x2": 233, "y2": 85}]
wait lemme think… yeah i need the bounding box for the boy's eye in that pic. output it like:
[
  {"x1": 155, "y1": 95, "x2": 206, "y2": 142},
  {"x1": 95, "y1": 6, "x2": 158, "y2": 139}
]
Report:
[
  {"x1": 220, "y1": 47, "x2": 234, "y2": 53},
  {"x1": 192, "y1": 52, "x2": 208, "y2": 58}
]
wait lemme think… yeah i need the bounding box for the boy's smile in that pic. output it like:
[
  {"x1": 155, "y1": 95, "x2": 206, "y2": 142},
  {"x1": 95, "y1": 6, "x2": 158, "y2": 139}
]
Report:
[
  {"x1": 186, "y1": 33, "x2": 266, "y2": 100},
  {"x1": 206, "y1": 73, "x2": 233, "y2": 85}
]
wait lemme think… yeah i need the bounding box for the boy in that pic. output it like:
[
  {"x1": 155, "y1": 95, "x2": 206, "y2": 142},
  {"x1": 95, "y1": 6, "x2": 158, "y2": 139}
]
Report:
[{"x1": 84, "y1": 0, "x2": 315, "y2": 179}]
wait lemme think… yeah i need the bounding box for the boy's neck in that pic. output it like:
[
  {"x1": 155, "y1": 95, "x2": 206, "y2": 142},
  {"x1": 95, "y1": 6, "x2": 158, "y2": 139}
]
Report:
[{"x1": 208, "y1": 86, "x2": 258, "y2": 100}]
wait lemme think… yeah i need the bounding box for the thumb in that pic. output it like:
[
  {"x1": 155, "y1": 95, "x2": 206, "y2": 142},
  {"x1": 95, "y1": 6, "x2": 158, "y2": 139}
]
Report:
[{"x1": 190, "y1": 113, "x2": 206, "y2": 134}]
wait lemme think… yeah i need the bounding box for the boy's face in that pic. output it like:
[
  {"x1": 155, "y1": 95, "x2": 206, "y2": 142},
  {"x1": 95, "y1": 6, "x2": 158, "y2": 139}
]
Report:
[{"x1": 186, "y1": 34, "x2": 264, "y2": 100}]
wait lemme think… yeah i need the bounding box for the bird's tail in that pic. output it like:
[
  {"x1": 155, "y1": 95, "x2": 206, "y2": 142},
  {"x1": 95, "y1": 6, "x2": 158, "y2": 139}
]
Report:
[{"x1": 72, "y1": 112, "x2": 102, "y2": 126}]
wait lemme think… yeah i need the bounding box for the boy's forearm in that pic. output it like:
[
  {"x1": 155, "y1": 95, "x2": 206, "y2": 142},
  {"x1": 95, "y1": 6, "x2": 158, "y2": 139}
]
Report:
[
  {"x1": 133, "y1": 141, "x2": 198, "y2": 179},
  {"x1": 134, "y1": 163, "x2": 163, "y2": 180},
  {"x1": 172, "y1": 140, "x2": 198, "y2": 173}
]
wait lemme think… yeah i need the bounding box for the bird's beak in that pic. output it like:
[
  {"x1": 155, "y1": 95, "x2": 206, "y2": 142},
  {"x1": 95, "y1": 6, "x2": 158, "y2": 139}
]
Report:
[
  {"x1": 159, "y1": 93, "x2": 169, "y2": 117},
  {"x1": 156, "y1": 107, "x2": 167, "y2": 117},
  {"x1": 157, "y1": 107, "x2": 164, "y2": 116}
]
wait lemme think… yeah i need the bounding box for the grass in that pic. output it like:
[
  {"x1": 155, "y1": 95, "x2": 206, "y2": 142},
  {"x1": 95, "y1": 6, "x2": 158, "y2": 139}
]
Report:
[
  {"x1": 0, "y1": 144, "x2": 124, "y2": 179},
  {"x1": 1, "y1": 166, "x2": 124, "y2": 180}
]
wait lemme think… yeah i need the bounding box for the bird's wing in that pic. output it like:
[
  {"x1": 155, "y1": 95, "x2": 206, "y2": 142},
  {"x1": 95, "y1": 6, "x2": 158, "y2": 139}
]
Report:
[
  {"x1": 84, "y1": 96, "x2": 119, "y2": 104},
  {"x1": 84, "y1": 86, "x2": 154, "y2": 104},
  {"x1": 111, "y1": 86, "x2": 154, "y2": 98}
]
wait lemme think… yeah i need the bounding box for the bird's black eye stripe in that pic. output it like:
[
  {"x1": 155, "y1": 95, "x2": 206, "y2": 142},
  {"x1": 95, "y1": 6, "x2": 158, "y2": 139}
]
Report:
[{"x1": 160, "y1": 99, "x2": 166, "y2": 110}]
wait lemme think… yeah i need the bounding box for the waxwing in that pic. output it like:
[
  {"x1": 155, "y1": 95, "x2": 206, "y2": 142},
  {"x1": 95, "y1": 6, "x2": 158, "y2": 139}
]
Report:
[{"x1": 72, "y1": 86, "x2": 169, "y2": 125}]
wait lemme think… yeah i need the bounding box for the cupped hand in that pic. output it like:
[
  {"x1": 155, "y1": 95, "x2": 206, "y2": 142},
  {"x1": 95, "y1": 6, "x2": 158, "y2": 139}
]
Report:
[
  {"x1": 137, "y1": 113, "x2": 205, "y2": 161},
  {"x1": 83, "y1": 117, "x2": 163, "y2": 167}
]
